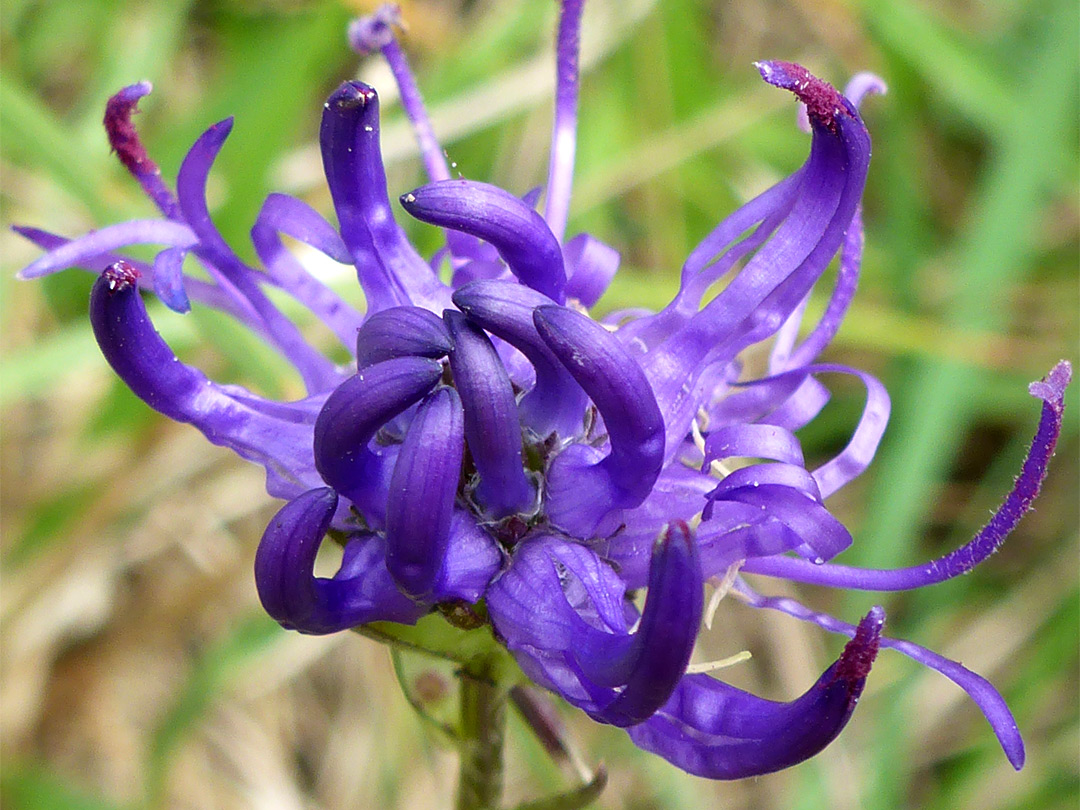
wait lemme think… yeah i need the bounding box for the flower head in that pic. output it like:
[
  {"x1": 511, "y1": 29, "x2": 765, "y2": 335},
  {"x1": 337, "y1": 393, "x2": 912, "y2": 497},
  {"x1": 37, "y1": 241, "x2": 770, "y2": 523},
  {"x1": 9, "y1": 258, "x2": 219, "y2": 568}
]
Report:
[{"x1": 16, "y1": 0, "x2": 1070, "y2": 780}]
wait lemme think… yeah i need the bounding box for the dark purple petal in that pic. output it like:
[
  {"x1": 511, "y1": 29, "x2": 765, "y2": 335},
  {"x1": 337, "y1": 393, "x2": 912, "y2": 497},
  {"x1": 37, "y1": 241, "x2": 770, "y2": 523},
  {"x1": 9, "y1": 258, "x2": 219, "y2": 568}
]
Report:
[
  {"x1": 401, "y1": 180, "x2": 567, "y2": 303},
  {"x1": 355, "y1": 306, "x2": 454, "y2": 368},
  {"x1": 313, "y1": 356, "x2": 442, "y2": 522},
  {"x1": 385, "y1": 387, "x2": 465, "y2": 600},
  {"x1": 563, "y1": 233, "x2": 619, "y2": 308},
  {"x1": 250, "y1": 192, "x2": 362, "y2": 348},
  {"x1": 177, "y1": 119, "x2": 340, "y2": 393},
  {"x1": 543, "y1": 0, "x2": 584, "y2": 243},
  {"x1": 90, "y1": 263, "x2": 322, "y2": 499},
  {"x1": 452, "y1": 280, "x2": 587, "y2": 437},
  {"x1": 586, "y1": 522, "x2": 703, "y2": 727},
  {"x1": 348, "y1": 6, "x2": 487, "y2": 263},
  {"x1": 18, "y1": 220, "x2": 198, "y2": 279},
  {"x1": 349, "y1": 4, "x2": 446, "y2": 183},
  {"x1": 534, "y1": 305, "x2": 664, "y2": 536},
  {"x1": 444, "y1": 310, "x2": 535, "y2": 517},
  {"x1": 733, "y1": 581, "x2": 1024, "y2": 769},
  {"x1": 742, "y1": 361, "x2": 1071, "y2": 590},
  {"x1": 489, "y1": 529, "x2": 701, "y2": 728},
  {"x1": 320, "y1": 81, "x2": 449, "y2": 313},
  {"x1": 255, "y1": 487, "x2": 425, "y2": 634},
  {"x1": 627, "y1": 606, "x2": 884, "y2": 778},
  {"x1": 640, "y1": 65, "x2": 871, "y2": 459},
  {"x1": 103, "y1": 82, "x2": 181, "y2": 219}
]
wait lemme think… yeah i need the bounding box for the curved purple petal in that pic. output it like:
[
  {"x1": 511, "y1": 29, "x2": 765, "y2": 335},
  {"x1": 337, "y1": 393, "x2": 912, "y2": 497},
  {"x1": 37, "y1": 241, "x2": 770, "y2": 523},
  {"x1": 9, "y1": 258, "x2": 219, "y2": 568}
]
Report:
[
  {"x1": 385, "y1": 387, "x2": 465, "y2": 600},
  {"x1": 444, "y1": 310, "x2": 535, "y2": 517},
  {"x1": 543, "y1": 0, "x2": 584, "y2": 243},
  {"x1": 535, "y1": 305, "x2": 665, "y2": 536},
  {"x1": 313, "y1": 356, "x2": 442, "y2": 522},
  {"x1": 89, "y1": 262, "x2": 321, "y2": 499},
  {"x1": 640, "y1": 65, "x2": 871, "y2": 458},
  {"x1": 597, "y1": 463, "x2": 714, "y2": 587},
  {"x1": 627, "y1": 606, "x2": 884, "y2": 778},
  {"x1": 742, "y1": 361, "x2": 1070, "y2": 590},
  {"x1": 703, "y1": 423, "x2": 805, "y2": 467},
  {"x1": 255, "y1": 487, "x2": 426, "y2": 634},
  {"x1": 452, "y1": 280, "x2": 587, "y2": 438},
  {"x1": 250, "y1": 192, "x2": 363, "y2": 348},
  {"x1": 587, "y1": 522, "x2": 703, "y2": 727},
  {"x1": 320, "y1": 81, "x2": 449, "y2": 313},
  {"x1": 177, "y1": 119, "x2": 340, "y2": 393},
  {"x1": 401, "y1": 180, "x2": 566, "y2": 303},
  {"x1": 488, "y1": 531, "x2": 701, "y2": 727},
  {"x1": 733, "y1": 581, "x2": 1024, "y2": 769},
  {"x1": 18, "y1": 220, "x2": 198, "y2": 279},
  {"x1": 355, "y1": 305, "x2": 454, "y2": 368}
]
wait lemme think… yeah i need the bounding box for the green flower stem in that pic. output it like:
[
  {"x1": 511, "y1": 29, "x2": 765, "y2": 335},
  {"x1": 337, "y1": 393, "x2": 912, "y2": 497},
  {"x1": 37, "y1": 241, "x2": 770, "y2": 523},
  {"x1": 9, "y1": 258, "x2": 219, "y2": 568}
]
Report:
[{"x1": 456, "y1": 659, "x2": 508, "y2": 810}]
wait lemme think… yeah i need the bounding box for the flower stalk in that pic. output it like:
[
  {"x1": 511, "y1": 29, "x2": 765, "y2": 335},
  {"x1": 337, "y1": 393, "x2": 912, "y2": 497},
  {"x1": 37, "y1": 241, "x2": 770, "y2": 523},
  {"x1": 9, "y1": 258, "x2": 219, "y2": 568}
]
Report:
[{"x1": 456, "y1": 659, "x2": 508, "y2": 810}]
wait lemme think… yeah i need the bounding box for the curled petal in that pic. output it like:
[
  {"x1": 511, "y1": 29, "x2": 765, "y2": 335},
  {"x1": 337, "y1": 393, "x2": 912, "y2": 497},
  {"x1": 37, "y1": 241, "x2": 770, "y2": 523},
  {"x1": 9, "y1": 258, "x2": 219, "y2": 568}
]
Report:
[
  {"x1": 250, "y1": 192, "x2": 362, "y2": 348},
  {"x1": 742, "y1": 361, "x2": 1071, "y2": 590},
  {"x1": 696, "y1": 504, "x2": 803, "y2": 577},
  {"x1": 313, "y1": 356, "x2": 442, "y2": 521},
  {"x1": 401, "y1": 180, "x2": 567, "y2": 303},
  {"x1": 355, "y1": 306, "x2": 454, "y2": 368},
  {"x1": 385, "y1": 387, "x2": 465, "y2": 600},
  {"x1": 563, "y1": 233, "x2": 619, "y2": 308},
  {"x1": 586, "y1": 522, "x2": 704, "y2": 727},
  {"x1": 708, "y1": 480, "x2": 851, "y2": 563},
  {"x1": 178, "y1": 118, "x2": 339, "y2": 393},
  {"x1": 321, "y1": 81, "x2": 448, "y2": 312},
  {"x1": 703, "y1": 423, "x2": 805, "y2": 467},
  {"x1": 13, "y1": 226, "x2": 251, "y2": 322},
  {"x1": 733, "y1": 581, "x2": 1024, "y2": 769},
  {"x1": 488, "y1": 532, "x2": 701, "y2": 727},
  {"x1": 255, "y1": 488, "x2": 425, "y2": 634},
  {"x1": 452, "y1": 280, "x2": 587, "y2": 437},
  {"x1": 534, "y1": 305, "x2": 664, "y2": 536},
  {"x1": 444, "y1": 310, "x2": 534, "y2": 517},
  {"x1": 641, "y1": 65, "x2": 871, "y2": 457},
  {"x1": 627, "y1": 606, "x2": 884, "y2": 778},
  {"x1": 90, "y1": 263, "x2": 321, "y2": 499}
]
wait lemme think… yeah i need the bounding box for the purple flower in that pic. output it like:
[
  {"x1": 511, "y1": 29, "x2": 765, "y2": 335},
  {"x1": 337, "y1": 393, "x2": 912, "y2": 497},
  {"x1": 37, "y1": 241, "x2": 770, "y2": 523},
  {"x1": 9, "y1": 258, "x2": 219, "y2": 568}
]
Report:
[{"x1": 16, "y1": 1, "x2": 1070, "y2": 780}]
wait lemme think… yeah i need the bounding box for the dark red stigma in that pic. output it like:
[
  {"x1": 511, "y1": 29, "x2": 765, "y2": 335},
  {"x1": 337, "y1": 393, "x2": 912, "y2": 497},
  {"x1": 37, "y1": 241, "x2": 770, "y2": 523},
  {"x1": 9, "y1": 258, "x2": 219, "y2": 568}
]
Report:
[
  {"x1": 103, "y1": 87, "x2": 158, "y2": 175},
  {"x1": 756, "y1": 60, "x2": 851, "y2": 134},
  {"x1": 103, "y1": 260, "x2": 141, "y2": 292},
  {"x1": 834, "y1": 605, "x2": 885, "y2": 684}
]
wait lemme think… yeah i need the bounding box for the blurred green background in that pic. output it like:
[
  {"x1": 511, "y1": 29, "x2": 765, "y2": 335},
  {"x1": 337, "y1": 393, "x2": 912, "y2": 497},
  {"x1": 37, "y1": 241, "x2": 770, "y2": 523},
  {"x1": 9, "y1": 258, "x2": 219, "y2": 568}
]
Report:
[{"x1": 1, "y1": 0, "x2": 1077, "y2": 808}]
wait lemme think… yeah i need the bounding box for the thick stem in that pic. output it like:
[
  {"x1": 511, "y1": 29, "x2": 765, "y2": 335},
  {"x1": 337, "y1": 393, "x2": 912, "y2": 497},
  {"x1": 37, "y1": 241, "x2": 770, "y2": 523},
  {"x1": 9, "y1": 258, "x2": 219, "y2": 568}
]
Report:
[{"x1": 456, "y1": 661, "x2": 507, "y2": 810}]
